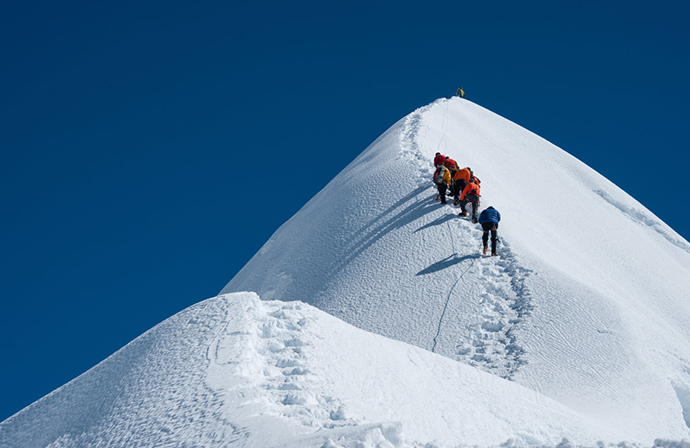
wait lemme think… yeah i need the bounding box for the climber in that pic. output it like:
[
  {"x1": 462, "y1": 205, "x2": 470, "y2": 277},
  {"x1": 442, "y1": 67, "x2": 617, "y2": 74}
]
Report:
[
  {"x1": 433, "y1": 164, "x2": 452, "y2": 204},
  {"x1": 459, "y1": 177, "x2": 480, "y2": 222},
  {"x1": 452, "y1": 167, "x2": 473, "y2": 204},
  {"x1": 456, "y1": 87, "x2": 465, "y2": 98},
  {"x1": 478, "y1": 206, "x2": 501, "y2": 256},
  {"x1": 434, "y1": 152, "x2": 447, "y2": 168},
  {"x1": 443, "y1": 156, "x2": 458, "y2": 179}
]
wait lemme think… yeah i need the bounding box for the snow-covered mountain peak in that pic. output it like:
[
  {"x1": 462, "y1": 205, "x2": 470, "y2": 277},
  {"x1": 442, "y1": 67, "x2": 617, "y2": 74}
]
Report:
[
  {"x1": 4, "y1": 98, "x2": 690, "y2": 447},
  {"x1": 223, "y1": 97, "x2": 690, "y2": 440}
]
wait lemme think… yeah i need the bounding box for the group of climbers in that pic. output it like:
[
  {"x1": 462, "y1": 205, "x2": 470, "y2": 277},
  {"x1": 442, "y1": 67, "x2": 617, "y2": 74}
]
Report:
[
  {"x1": 432, "y1": 152, "x2": 501, "y2": 256},
  {"x1": 433, "y1": 153, "x2": 482, "y2": 222}
]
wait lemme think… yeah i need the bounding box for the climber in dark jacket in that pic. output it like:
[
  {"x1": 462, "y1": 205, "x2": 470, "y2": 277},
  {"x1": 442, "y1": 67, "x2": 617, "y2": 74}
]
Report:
[{"x1": 478, "y1": 206, "x2": 501, "y2": 256}]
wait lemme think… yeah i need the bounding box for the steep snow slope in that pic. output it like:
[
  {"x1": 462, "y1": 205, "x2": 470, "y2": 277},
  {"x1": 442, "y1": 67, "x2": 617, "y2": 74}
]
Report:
[
  {"x1": 5, "y1": 98, "x2": 690, "y2": 447},
  {"x1": 0, "y1": 293, "x2": 629, "y2": 448},
  {"x1": 224, "y1": 98, "x2": 690, "y2": 441}
]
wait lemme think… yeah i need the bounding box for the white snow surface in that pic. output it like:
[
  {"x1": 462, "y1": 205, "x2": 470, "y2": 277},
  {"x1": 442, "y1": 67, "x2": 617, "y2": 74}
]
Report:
[{"x1": 4, "y1": 98, "x2": 690, "y2": 447}]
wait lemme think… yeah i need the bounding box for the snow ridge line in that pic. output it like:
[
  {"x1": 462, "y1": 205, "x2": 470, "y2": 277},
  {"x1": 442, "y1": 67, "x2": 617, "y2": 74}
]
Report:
[
  {"x1": 399, "y1": 100, "x2": 442, "y2": 185},
  {"x1": 435, "y1": 99, "x2": 450, "y2": 156},
  {"x1": 594, "y1": 188, "x2": 690, "y2": 254},
  {"x1": 399, "y1": 98, "x2": 534, "y2": 379}
]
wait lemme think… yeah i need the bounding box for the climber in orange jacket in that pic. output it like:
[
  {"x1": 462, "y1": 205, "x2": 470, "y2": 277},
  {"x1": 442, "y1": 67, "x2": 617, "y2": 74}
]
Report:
[
  {"x1": 453, "y1": 167, "x2": 473, "y2": 204},
  {"x1": 443, "y1": 157, "x2": 458, "y2": 172},
  {"x1": 459, "y1": 177, "x2": 481, "y2": 222}
]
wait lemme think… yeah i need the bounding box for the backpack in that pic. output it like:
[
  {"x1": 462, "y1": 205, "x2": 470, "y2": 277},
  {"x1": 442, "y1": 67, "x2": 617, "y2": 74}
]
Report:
[
  {"x1": 434, "y1": 167, "x2": 448, "y2": 185},
  {"x1": 465, "y1": 183, "x2": 479, "y2": 202}
]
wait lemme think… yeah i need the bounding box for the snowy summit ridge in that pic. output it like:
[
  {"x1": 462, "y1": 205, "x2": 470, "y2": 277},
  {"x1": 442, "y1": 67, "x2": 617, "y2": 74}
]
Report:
[{"x1": 4, "y1": 98, "x2": 690, "y2": 447}]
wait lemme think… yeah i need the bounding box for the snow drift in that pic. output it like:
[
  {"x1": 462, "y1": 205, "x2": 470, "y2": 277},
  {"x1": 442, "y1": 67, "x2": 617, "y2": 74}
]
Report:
[{"x1": 3, "y1": 98, "x2": 690, "y2": 447}]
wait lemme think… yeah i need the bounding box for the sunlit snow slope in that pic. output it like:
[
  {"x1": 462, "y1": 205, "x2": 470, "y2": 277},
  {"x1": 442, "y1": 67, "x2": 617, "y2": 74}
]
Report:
[
  {"x1": 4, "y1": 98, "x2": 690, "y2": 447},
  {"x1": 1, "y1": 293, "x2": 629, "y2": 447},
  {"x1": 224, "y1": 97, "x2": 690, "y2": 440}
]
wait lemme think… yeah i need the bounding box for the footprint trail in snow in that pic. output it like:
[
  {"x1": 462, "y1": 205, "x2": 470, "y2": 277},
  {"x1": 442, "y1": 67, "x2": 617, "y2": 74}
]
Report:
[
  {"x1": 400, "y1": 100, "x2": 534, "y2": 380},
  {"x1": 432, "y1": 214, "x2": 534, "y2": 380}
]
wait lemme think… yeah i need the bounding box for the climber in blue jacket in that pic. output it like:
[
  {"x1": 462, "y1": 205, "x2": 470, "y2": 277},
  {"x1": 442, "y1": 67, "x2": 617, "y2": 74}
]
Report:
[{"x1": 478, "y1": 206, "x2": 501, "y2": 256}]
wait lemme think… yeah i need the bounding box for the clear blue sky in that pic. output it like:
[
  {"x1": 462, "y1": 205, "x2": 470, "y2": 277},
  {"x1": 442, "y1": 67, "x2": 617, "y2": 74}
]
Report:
[{"x1": 2, "y1": 0, "x2": 689, "y2": 421}]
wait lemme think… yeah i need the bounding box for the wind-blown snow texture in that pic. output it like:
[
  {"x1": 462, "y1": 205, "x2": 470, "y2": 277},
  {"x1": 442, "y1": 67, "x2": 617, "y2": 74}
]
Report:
[{"x1": 3, "y1": 98, "x2": 690, "y2": 447}]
